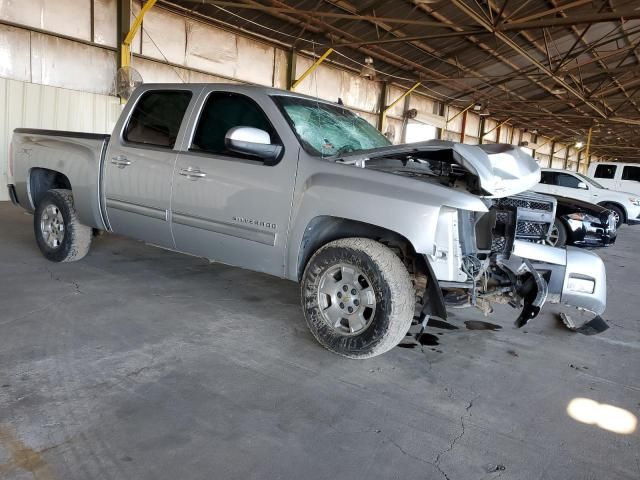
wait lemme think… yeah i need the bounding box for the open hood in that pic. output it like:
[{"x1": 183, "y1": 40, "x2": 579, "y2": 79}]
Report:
[{"x1": 340, "y1": 141, "x2": 541, "y2": 198}]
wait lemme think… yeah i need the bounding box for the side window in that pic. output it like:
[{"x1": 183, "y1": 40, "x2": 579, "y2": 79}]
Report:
[
  {"x1": 622, "y1": 166, "x2": 640, "y2": 182},
  {"x1": 556, "y1": 173, "x2": 581, "y2": 188},
  {"x1": 594, "y1": 164, "x2": 616, "y2": 179},
  {"x1": 190, "y1": 92, "x2": 279, "y2": 161},
  {"x1": 124, "y1": 91, "x2": 192, "y2": 148},
  {"x1": 540, "y1": 171, "x2": 555, "y2": 185}
]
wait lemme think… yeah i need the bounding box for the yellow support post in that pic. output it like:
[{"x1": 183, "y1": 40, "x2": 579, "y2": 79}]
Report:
[
  {"x1": 444, "y1": 103, "x2": 474, "y2": 132},
  {"x1": 483, "y1": 118, "x2": 512, "y2": 137},
  {"x1": 290, "y1": 48, "x2": 334, "y2": 90},
  {"x1": 379, "y1": 82, "x2": 421, "y2": 132},
  {"x1": 536, "y1": 136, "x2": 555, "y2": 150},
  {"x1": 584, "y1": 125, "x2": 593, "y2": 163},
  {"x1": 121, "y1": 0, "x2": 157, "y2": 69}
]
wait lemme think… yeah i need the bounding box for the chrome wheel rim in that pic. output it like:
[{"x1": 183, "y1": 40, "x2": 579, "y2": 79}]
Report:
[
  {"x1": 317, "y1": 263, "x2": 376, "y2": 335},
  {"x1": 546, "y1": 224, "x2": 559, "y2": 246},
  {"x1": 611, "y1": 210, "x2": 620, "y2": 226},
  {"x1": 40, "y1": 204, "x2": 65, "y2": 249}
]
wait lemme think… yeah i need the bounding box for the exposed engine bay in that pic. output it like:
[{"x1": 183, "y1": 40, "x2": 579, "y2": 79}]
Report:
[{"x1": 354, "y1": 142, "x2": 607, "y2": 330}]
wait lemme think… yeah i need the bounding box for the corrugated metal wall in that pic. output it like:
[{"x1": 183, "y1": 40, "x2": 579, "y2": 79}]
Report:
[{"x1": 0, "y1": 78, "x2": 121, "y2": 199}]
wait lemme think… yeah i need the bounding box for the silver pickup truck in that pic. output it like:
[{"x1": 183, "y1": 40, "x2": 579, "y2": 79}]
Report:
[{"x1": 7, "y1": 84, "x2": 607, "y2": 358}]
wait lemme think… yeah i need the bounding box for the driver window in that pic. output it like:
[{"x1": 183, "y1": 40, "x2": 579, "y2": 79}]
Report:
[
  {"x1": 556, "y1": 173, "x2": 581, "y2": 188},
  {"x1": 190, "y1": 92, "x2": 278, "y2": 159}
]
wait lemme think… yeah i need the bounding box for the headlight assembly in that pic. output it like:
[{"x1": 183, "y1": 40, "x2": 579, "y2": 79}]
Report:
[
  {"x1": 629, "y1": 197, "x2": 640, "y2": 206},
  {"x1": 567, "y1": 212, "x2": 599, "y2": 223}
]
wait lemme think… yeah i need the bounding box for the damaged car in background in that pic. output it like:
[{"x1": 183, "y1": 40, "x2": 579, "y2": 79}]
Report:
[
  {"x1": 8, "y1": 85, "x2": 608, "y2": 358},
  {"x1": 542, "y1": 195, "x2": 616, "y2": 248}
]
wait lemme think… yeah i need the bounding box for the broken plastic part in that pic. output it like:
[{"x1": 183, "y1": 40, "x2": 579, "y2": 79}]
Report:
[{"x1": 560, "y1": 313, "x2": 609, "y2": 335}]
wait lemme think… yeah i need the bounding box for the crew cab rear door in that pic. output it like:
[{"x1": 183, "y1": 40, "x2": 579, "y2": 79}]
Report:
[
  {"x1": 170, "y1": 88, "x2": 298, "y2": 277},
  {"x1": 103, "y1": 87, "x2": 200, "y2": 247}
]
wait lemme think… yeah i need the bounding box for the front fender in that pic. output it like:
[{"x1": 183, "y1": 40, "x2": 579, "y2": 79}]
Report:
[{"x1": 285, "y1": 167, "x2": 488, "y2": 280}]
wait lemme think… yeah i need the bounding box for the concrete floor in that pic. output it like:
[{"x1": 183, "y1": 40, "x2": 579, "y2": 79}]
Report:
[{"x1": 0, "y1": 201, "x2": 638, "y2": 480}]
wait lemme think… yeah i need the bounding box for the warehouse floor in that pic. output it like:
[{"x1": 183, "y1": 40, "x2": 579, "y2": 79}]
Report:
[{"x1": 0, "y1": 201, "x2": 638, "y2": 480}]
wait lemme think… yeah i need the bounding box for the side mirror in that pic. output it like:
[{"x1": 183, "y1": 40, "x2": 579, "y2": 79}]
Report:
[
  {"x1": 225, "y1": 126, "x2": 282, "y2": 165},
  {"x1": 577, "y1": 181, "x2": 588, "y2": 190}
]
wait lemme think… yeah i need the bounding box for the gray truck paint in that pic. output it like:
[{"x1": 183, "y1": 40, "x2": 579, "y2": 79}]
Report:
[{"x1": 8, "y1": 83, "x2": 607, "y2": 323}]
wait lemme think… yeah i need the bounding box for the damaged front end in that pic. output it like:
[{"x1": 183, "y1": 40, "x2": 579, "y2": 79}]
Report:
[
  {"x1": 429, "y1": 197, "x2": 607, "y2": 332},
  {"x1": 351, "y1": 140, "x2": 607, "y2": 332}
]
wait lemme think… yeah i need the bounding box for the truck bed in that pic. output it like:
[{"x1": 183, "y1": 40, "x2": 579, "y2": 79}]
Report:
[{"x1": 10, "y1": 128, "x2": 110, "y2": 230}]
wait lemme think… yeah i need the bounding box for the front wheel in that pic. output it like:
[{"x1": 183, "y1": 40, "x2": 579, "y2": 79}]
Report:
[
  {"x1": 301, "y1": 238, "x2": 414, "y2": 358},
  {"x1": 607, "y1": 205, "x2": 624, "y2": 228},
  {"x1": 34, "y1": 189, "x2": 92, "y2": 262},
  {"x1": 548, "y1": 218, "x2": 567, "y2": 247}
]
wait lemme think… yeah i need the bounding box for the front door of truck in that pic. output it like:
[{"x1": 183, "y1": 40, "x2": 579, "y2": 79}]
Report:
[
  {"x1": 170, "y1": 90, "x2": 298, "y2": 277},
  {"x1": 104, "y1": 88, "x2": 196, "y2": 247}
]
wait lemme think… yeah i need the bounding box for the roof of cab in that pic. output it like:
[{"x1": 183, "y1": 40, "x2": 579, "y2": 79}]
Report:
[{"x1": 136, "y1": 83, "x2": 341, "y2": 105}]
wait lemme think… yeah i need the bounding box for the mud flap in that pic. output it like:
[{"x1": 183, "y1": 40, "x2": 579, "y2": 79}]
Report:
[{"x1": 559, "y1": 313, "x2": 609, "y2": 335}]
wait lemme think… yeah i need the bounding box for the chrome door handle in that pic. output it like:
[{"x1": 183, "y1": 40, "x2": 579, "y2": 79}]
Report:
[
  {"x1": 111, "y1": 156, "x2": 132, "y2": 168},
  {"x1": 179, "y1": 167, "x2": 207, "y2": 179}
]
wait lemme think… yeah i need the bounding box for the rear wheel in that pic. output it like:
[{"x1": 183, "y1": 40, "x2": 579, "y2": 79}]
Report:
[
  {"x1": 301, "y1": 238, "x2": 414, "y2": 358},
  {"x1": 34, "y1": 189, "x2": 92, "y2": 262}
]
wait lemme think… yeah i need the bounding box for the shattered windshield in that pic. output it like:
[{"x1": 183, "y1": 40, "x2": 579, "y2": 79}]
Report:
[{"x1": 273, "y1": 95, "x2": 391, "y2": 157}]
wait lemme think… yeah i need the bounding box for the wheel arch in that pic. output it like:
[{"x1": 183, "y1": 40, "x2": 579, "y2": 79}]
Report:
[
  {"x1": 295, "y1": 215, "x2": 447, "y2": 320},
  {"x1": 28, "y1": 167, "x2": 71, "y2": 208},
  {"x1": 597, "y1": 201, "x2": 627, "y2": 223}
]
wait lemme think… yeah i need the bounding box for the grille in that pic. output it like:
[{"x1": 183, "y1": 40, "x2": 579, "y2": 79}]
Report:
[
  {"x1": 516, "y1": 221, "x2": 548, "y2": 237},
  {"x1": 495, "y1": 197, "x2": 553, "y2": 212},
  {"x1": 496, "y1": 211, "x2": 510, "y2": 223},
  {"x1": 491, "y1": 236, "x2": 508, "y2": 253}
]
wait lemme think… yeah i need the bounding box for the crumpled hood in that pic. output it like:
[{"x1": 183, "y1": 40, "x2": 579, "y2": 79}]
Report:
[
  {"x1": 453, "y1": 143, "x2": 541, "y2": 198},
  {"x1": 344, "y1": 140, "x2": 541, "y2": 198}
]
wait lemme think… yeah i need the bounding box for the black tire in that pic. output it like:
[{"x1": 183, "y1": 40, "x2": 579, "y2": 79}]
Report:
[
  {"x1": 301, "y1": 238, "x2": 414, "y2": 358},
  {"x1": 551, "y1": 218, "x2": 567, "y2": 247},
  {"x1": 34, "y1": 189, "x2": 92, "y2": 262}
]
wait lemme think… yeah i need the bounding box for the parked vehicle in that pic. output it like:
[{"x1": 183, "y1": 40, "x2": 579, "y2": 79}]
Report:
[
  {"x1": 588, "y1": 162, "x2": 640, "y2": 196},
  {"x1": 543, "y1": 195, "x2": 616, "y2": 248},
  {"x1": 533, "y1": 168, "x2": 640, "y2": 227},
  {"x1": 7, "y1": 84, "x2": 607, "y2": 358}
]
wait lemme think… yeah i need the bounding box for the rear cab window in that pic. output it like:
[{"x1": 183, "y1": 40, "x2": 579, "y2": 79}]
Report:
[
  {"x1": 594, "y1": 164, "x2": 616, "y2": 179},
  {"x1": 622, "y1": 165, "x2": 640, "y2": 182},
  {"x1": 124, "y1": 90, "x2": 193, "y2": 148}
]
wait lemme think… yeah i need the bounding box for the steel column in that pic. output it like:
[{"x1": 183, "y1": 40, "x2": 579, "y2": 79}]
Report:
[
  {"x1": 121, "y1": 0, "x2": 157, "y2": 69},
  {"x1": 290, "y1": 48, "x2": 333, "y2": 90}
]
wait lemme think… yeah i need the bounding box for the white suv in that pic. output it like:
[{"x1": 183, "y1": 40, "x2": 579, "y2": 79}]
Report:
[
  {"x1": 588, "y1": 162, "x2": 640, "y2": 196},
  {"x1": 532, "y1": 168, "x2": 640, "y2": 227}
]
